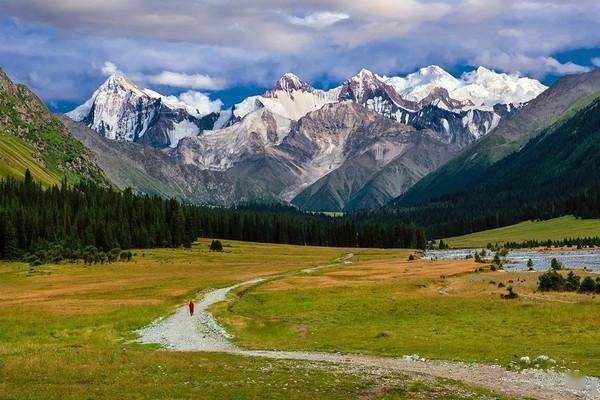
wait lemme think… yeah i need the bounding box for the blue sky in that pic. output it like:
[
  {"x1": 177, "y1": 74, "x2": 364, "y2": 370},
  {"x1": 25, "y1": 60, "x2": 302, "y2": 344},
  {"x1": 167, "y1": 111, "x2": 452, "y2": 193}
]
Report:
[{"x1": 0, "y1": 1, "x2": 598, "y2": 113}]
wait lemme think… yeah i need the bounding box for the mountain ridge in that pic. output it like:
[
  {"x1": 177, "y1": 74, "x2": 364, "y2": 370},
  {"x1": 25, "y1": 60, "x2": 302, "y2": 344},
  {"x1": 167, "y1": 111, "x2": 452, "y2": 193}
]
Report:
[
  {"x1": 396, "y1": 67, "x2": 600, "y2": 207},
  {"x1": 0, "y1": 68, "x2": 106, "y2": 186}
]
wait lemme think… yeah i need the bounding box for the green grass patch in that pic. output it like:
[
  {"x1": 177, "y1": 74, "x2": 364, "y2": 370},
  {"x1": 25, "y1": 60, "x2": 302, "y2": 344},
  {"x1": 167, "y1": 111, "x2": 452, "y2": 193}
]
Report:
[
  {"x1": 217, "y1": 275, "x2": 600, "y2": 376},
  {"x1": 0, "y1": 133, "x2": 62, "y2": 186},
  {"x1": 444, "y1": 215, "x2": 600, "y2": 248},
  {"x1": 0, "y1": 241, "x2": 508, "y2": 399}
]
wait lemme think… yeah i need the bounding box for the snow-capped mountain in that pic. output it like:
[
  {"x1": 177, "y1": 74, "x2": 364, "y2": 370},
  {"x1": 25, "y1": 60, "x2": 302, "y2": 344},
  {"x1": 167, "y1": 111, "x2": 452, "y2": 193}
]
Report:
[
  {"x1": 67, "y1": 74, "x2": 220, "y2": 148},
  {"x1": 383, "y1": 65, "x2": 547, "y2": 106},
  {"x1": 221, "y1": 66, "x2": 546, "y2": 146},
  {"x1": 229, "y1": 73, "x2": 339, "y2": 122},
  {"x1": 66, "y1": 65, "x2": 547, "y2": 210},
  {"x1": 173, "y1": 102, "x2": 457, "y2": 210},
  {"x1": 69, "y1": 65, "x2": 546, "y2": 150}
]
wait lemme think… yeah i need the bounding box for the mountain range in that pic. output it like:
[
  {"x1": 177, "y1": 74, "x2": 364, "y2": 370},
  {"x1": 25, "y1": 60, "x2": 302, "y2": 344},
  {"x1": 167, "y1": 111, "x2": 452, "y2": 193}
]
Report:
[
  {"x1": 0, "y1": 62, "x2": 597, "y2": 237},
  {"x1": 64, "y1": 66, "x2": 546, "y2": 210}
]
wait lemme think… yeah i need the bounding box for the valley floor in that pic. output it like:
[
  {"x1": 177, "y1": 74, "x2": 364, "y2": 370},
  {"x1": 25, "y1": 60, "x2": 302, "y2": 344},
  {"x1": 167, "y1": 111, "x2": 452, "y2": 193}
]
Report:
[
  {"x1": 0, "y1": 241, "x2": 509, "y2": 400},
  {"x1": 1, "y1": 240, "x2": 598, "y2": 399}
]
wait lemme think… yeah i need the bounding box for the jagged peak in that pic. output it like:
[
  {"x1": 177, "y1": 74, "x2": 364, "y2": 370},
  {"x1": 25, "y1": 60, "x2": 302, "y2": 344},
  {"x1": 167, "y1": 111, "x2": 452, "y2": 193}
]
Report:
[
  {"x1": 352, "y1": 68, "x2": 377, "y2": 80},
  {"x1": 100, "y1": 73, "x2": 143, "y2": 94},
  {"x1": 475, "y1": 66, "x2": 493, "y2": 74},
  {"x1": 0, "y1": 68, "x2": 17, "y2": 93},
  {"x1": 418, "y1": 65, "x2": 451, "y2": 76},
  {"x1": 272, "y1": 72, "x2": 312, "y2": 92}
]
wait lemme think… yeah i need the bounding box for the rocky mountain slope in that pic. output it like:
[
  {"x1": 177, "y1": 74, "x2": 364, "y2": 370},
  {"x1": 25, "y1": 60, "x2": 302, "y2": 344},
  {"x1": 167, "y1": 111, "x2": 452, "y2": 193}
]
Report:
[
  {"x1": 67, "y1": 74, "x2": 220, "y2": 148},
  {"x1": 65, "y1": 65, "x2": 547, "y2": 210},
  {"x1": 61, "y1": 116, "x2": 277, "y2": 204},
  {"x1": 0, "y1": 68, "x2": 106, "y2": 186},
  {"x1": 396, "y1": 67, "x2": 600, "y2": 207},
  {"x1": 173, "y1": 102, "x2": 456, "y2": 210}
]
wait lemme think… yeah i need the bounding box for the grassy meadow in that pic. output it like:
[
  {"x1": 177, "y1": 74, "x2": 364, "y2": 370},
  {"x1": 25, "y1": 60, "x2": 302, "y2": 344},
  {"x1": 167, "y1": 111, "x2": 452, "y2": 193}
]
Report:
[
  {"x1": 215, "y1": 253, "x2": 600, "y2": 376},
  {"x1": 444, "y1": 215, "x2": 600, "y2": 248},
  {"x1": 0, "y1": 240, "x2": 507, "y2": 399}
]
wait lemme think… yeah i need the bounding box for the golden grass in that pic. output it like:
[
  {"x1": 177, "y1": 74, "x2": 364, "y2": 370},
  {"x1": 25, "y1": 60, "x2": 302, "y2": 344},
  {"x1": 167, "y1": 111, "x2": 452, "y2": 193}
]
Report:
[{"x1": 6, "y1": 240, "x2": 476, "y2": 399}]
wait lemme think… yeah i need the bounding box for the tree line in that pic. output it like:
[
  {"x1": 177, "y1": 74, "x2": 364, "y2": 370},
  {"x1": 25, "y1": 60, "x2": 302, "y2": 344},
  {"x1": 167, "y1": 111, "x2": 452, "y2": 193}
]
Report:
[
  {"x1": 502, "y1": 236, "x2": 600, "y2": 249},
  {"x1": 0, "y1": 171, "x2": 427, "y2": 259}
]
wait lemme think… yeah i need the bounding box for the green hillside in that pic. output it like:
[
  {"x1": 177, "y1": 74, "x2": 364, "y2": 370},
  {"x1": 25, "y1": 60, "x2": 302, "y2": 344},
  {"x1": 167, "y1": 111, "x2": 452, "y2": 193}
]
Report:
[
  {"x1": 397, "y1": 68, "x2": 600, "y2": 207},
  {"x1": 444, "y1": 215, "x2": 600, "y2": 248},
  {"x1": 373, "y1": 84, "x2": 600, "y2": 240},
  {"x1": 0, "y1": 69, "x2": 106, "y2": 186}
]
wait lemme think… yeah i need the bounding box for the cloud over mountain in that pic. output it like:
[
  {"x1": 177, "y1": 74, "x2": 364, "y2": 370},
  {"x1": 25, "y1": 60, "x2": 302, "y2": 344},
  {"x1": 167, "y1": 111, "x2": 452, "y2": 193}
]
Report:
[{"x1": 0, "y1": 0, "x2": 597, "y2": 106}]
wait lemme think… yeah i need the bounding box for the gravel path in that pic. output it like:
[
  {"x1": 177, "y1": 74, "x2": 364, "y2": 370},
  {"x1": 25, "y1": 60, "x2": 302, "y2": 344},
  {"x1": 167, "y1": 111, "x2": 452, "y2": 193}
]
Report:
[{"x1": 136, "y1": 253, "x2": 599, "y2": 400}]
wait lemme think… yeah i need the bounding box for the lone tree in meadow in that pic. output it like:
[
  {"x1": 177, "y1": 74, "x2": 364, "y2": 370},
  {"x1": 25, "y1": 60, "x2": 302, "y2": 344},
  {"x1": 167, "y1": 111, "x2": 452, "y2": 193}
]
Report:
[{"x1": 210, "y1": 240, "x2": 223, "y2": 252}]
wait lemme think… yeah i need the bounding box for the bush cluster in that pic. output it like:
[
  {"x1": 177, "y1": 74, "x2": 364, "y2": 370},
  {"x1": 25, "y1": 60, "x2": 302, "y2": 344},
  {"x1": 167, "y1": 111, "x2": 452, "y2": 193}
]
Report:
[
  {"x1": 22, "y1": 240, "x2": 132, "y2": 266},
  {"x1": 538, "y1": 269, "x2": 599, "y2": 294}
]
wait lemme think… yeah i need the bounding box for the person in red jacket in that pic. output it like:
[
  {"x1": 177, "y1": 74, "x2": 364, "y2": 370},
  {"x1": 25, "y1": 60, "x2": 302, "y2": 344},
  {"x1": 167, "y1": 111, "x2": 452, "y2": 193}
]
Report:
[{"x1": 188, "y1": 301, "x2": 195, "y2": 316}]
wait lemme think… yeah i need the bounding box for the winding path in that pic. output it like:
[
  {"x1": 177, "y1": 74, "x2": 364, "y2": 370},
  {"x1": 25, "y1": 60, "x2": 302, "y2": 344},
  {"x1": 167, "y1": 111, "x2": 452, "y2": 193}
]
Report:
[{"x1": 136, "y1": 254, "x2": 599, "y2": 400}]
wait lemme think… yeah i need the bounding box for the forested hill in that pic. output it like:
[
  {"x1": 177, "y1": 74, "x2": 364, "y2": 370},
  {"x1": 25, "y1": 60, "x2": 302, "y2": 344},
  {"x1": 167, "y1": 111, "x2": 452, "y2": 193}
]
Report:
[
  {"x1": 0, "y1": 69, "x2": 107, "y2": 186},
  {"x1": 396, "y1": 68, "x2": 600, "y2": 207},
  {"x1": 361, "y1": 96, "x2": 600, "y2": 239},
  {"x1": 0, "y1": 172, "x2": 427, "y2": 259}
]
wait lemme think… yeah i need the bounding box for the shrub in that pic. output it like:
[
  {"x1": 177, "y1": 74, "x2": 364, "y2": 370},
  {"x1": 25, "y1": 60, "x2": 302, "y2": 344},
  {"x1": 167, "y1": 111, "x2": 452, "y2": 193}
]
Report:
[
  {"x1": 527, "y1": 258, "x2": 534, "y2": 271},
  {"x1": 108, "y1": 248, "x2": 122, "y2": 263},
  {"x1": 501, "y1": 285, "x2": 518, "y2": 299},
  {"x1": 119, "y1": 251, "x2": 133, "y2": 262},
  {"x1": 579, "y1": 276, "x2": 596, "y2": 293},
  {"x1": 209, "y1": 240, "x2": 223, "y2": 252},
  {"x1": 538, "y1": 270, "x2": 565, "y2": 291},
  {"x1": 408, "y1": 254, "x2": 415, "y2": 261},
  {"x1": 29, "y1": 258, "x2": 43, "y2": 267},
  {"x1": 550, "y1": 258, "x2": 563, "y2": 271},
  {"x1": 565, "y1": 271, "x2": 581, "y2": 291},
  {"x1": 492, "y1": 253, "x2": 503, "y2": 269}
]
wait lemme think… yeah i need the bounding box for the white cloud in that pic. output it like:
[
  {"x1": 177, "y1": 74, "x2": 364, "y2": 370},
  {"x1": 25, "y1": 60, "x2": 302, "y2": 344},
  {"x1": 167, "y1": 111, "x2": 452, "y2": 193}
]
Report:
[
  {"x1": 142, "y1": 71, "x2": 226, "y2": 90},
  {"x1": 179, "y1": 91, "x2": 223, "y2": 115},
  {"x1": 165, "y1": 91, "x2": 223, "y2": 117},
  {"x1": 474, "y1": 51, "x2": 590, "y2": 78},
  {"x1": 288, "y1": 12, "x2": 349, "y2": 29},
  {"x1": 101, "y1": 61, "x2": 120, "y2": 76},
  {"x1": 101, "y1": 62, "x2": 227, "y2": 91},
  {"x1": 1, "y1": 0, "x2": 598, "y2": 105},
  {"x1": 544, "y1": 58, "x2": 591, "y2": 75}
]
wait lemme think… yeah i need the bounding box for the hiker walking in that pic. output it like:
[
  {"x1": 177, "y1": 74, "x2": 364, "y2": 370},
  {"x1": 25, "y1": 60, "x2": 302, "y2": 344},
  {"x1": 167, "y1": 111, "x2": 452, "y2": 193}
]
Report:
[{"x1": 188, "y1": 300, "x2": 195, "y2": 316}]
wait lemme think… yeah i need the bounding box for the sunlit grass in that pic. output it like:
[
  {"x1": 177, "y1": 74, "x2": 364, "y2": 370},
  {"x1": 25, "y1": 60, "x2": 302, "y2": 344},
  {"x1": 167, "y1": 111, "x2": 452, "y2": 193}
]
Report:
[
  {"x1": 444, "y1": 215, "x2": 600, "y2": 248},
  {"x1": 0, "y1": 240, "x2": 506, "y2": 399},
  {"x1": 215, "y1": 256, "x2": 600, "y2": 376}
]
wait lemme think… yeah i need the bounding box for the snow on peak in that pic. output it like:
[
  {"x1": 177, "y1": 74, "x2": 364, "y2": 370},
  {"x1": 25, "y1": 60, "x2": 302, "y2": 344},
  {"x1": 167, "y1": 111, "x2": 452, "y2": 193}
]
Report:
[
  {"x1": 272, "y1": 73, "x2": 312, "y2": 92},
  {"x1": 383, "y1": 66, "x2": 460, "y2": 103},
  {"x1": 453, "y1": 67, "x2": 548, "y2": 106},
  {"x1": 234, "y1": 73, "x2": 338, "y2": 121},
  {"x1": 351, "y1": 68, "x2": 379, "y2": 82},
  {"x1": 383, "y1": 65, "x2": 546, "y2": 106}
]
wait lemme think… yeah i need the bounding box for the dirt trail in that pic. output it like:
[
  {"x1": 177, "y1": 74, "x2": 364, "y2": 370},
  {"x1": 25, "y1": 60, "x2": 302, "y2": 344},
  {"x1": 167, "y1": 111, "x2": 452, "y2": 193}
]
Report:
[{"x1": 136, "y1": 254, "x2": 599, "y2": 400}]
